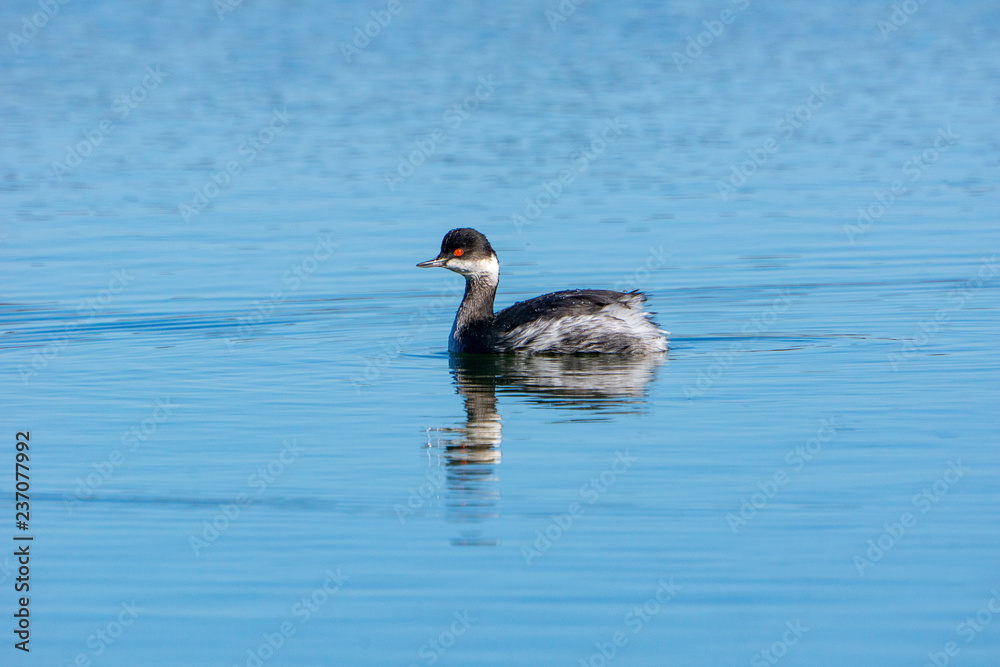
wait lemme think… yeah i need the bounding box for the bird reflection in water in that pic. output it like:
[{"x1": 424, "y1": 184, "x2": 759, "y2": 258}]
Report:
[{"x1": 425, "y1": 353, "x2": 666, "y2": 547}]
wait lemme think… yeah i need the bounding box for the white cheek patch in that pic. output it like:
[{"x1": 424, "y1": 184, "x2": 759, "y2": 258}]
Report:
[
  {"x1": 445, "y1": 257, "x2": 473, "y2": 274},
  {"x1": 447, "y1": 255, "x2": 499, "y2": 278}
]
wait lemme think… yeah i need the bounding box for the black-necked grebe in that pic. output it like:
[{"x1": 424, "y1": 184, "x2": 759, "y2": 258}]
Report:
[{"x1": 417, "y1": 228, "x2": 669, "y2": 354}]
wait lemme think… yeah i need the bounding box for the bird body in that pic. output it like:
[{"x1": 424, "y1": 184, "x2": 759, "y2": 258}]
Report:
[{"x1": 417, "y1": 228, "x2": 668, "y2": 354}]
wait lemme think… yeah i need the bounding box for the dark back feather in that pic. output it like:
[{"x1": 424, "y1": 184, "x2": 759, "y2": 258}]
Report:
[{"x1": 492, "y1": 289, "x2": 644, "y2": 333}]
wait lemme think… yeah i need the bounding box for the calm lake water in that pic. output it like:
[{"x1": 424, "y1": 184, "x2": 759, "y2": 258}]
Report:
[{"x1": 2, "y1": 1, "x2": 999, "y2": 665}]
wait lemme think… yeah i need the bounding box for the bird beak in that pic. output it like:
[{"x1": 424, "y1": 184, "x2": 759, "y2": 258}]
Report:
[{"x1": 416, "y1": 256, "x2": 447, "y2": 268}]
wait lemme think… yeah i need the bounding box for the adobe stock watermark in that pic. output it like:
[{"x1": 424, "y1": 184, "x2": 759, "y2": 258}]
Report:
[
  {"x1": 750, "y1": 620, "x2": 809, "y2": 667},
  {"x1": 683, "y1": 289, "x2": 796, "y2": 398},
  {"x1": 350, "y1": 277, "x2": 464, "y2": 391},
  {"x1": 511, "y1": 116, "x2": 628, "y2": 233},
  {"x1": 578, "y1": 578, "x2": 680, "y2": 667},
  {"x1": 179, "y1": 108, "x2": 292, "y2": 223},
  {"x1": 7, "y1": 0, "x2": 70, "y2": 54},
  {"x1": 57, "y1": 601, "x2": 145, "y2": 667},
  {"x1": 213, "y1": 0, "x2": 244, "y2": 20},
  {"x1": 225, "y1": 232, "x2": 337, "y2": 349},
  {"x1": 922, "y1": 587, "x2": 1000, "y2": 667},
  {"x1": 340, "y1": 0, "x2": 407, "y2": 63},
  {"x1": 672, "y1": 0, "x2": 752, "y2": 72},
  {"x1": 726, "y1": 417, "x2": 839, "y2": 533},
  {"x1": 853, "y1": 459, "x2": 966, "y2": 576},
  {"x1": 545, "y1": 0, "x2": 587, "y2": 30},
  {"x1": 522, "y1": 450, "x2": 636, "y2": 565},
  {"x1": 717, "y1": 84, "x2": 831, "y2": 200},
  {"x1": 62, "y1": 399, "x2": 177, "y2": 513},
  {"x1": 888, "y1": 256, "x2": 997, "y2": 370},
  {"x1": 385, "y1": 74, "x2": 499, "y2": 191},
  {"x1": 613, "y1": 246, "x2": 668, "y2": 292},
  {"x1": 52, "y1": 65, "x2": 167, "y2": 181},
  {"x1": 233, "y1": 568, "x2": 349, "y2": 667},
  {"x1": 844, "y1": 126, "x2": 958, "y2": 244},
  {"x1": 0, "y1": 556, "x2": 15, "y2": 586},
  {"x1": 877, "y1": 0, "x2": 929, "y2": 39},
  {"x1": 408, "y1": 610, "x2": 477, "y2": 667},
  {"x1": 19, "y1": 268, "x2": 131, "y2": 384},
  {"x1": 394, "y1": 469, "x2": 446, "y2": 524},
  {"x1": 189, "y1": 439, "x2": 304, "y2": 556}
]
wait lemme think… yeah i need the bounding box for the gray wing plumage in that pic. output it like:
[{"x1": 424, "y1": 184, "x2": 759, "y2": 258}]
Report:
[
  {"x1": 493, "y1": 289, "x2": 636, "y2": 327},
  {"x1": 491, "y1": 290, "x2": 668, "y2": 354}
]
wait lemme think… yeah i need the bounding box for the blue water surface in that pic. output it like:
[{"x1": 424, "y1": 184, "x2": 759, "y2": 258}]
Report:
[{"x1": 1, "y1": 1, "x2": 998, "y2": 665}]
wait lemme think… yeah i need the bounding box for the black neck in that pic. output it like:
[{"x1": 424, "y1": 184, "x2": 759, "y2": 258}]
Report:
[{"x1": 456, "y1": 273, "x2": 497, "y2": 329}]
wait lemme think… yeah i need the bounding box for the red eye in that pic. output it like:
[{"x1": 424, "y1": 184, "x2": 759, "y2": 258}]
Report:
[{"x1": 453, "y1": 248, "x2": 464, "y2": 257}]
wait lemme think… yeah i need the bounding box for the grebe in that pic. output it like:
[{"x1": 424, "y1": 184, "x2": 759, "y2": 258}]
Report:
[{"x1": 417, "y1": 228, "x2": 668, "y2": 354}]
